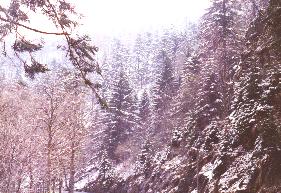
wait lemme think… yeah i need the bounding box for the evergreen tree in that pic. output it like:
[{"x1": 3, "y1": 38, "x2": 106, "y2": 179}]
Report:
[
  {"x1": 107, "y1": 39, "x2": 130, "y2": 86},
  {"x1": 191, "y1": 73, "x2": 223, "y2": 133},
  {"x1": 151, "y1": 49, "x2": 179, "y2": 148},
  {"x1": 104, "y1": 71, "x2": 136, "y2": 161},
  {"x1": 136, "y1": 140, "x2": 152, "y2": 177},
  {"x1": 134, "y1": 91, "x2": 153, "y2": 147},
  {"x1": 200, "y1": 0, "x2": 243, "y2": 115},
  {"x1": 96, "y1": 150, "x2": 116, "y2": 193},
  {"x1": 139, "y1": 91, "x2": 151, "y2": 124},
  {"x1": 161, "y1": 30, "x2": 178, "y2": 61},
  {"x1": 99, "y1": 150, "x2": 114, "y2": 183},
  {"x1": 133, "y1": 33, "x2": 155, "y2": 88},
  {"x1": 153, "y1": 50, "x2": 177, "y2": 111}
]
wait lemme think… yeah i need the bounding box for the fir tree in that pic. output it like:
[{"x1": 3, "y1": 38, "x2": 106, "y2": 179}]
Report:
[
  {"x1": 200, "y1": 0, "x2": 243, "y2": 115},
  {"x1": 193, "y1": 73, "x2": 223, "y2": 132},
  {"x1": 133, "y1": 33, "x2": 155, "y2": 88},
  {"x1": 104, "y1": 71, "x2": 137, "y2": 161},
  {"x1": 153, "y1": 50, "x2": 177, "y2": 111},
  {"x1": 151, "y1": 49, "x2": 179, "y2": 148},
  {"x1": 97, "y1": 150, "x2": 115, "y2": 192},
  {"x1": 99, "y1": 151, "x2": 114, "y2": 182},
  {"x1": 134, "y1": 91, "x2": 153, "y2": 146},
  {"x1": 137, "y1": 140, "x2": 152, "y2": 177},
  {"x1": 139, "y1": 91, "x2": 151, "y2": 124}
]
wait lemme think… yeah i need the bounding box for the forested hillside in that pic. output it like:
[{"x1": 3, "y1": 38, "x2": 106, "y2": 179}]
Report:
[{"x1": 0, "y1": 0, "x2": 280, "y2": 193}]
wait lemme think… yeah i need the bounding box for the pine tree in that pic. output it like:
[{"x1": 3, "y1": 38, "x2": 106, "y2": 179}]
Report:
[
  {"x1": 192, "y1": 73, "x2": 223, "y2": 133},
  {"x1": 106, "y1": 39, "x2": 131, "y2": 88},
  {"x1": 99, "y1": 151, "x2": 114, "y2": 182},
  {"x1": 171, "y1": 23, "x2": 200, "y2": 129},
  {"x1": 200, "y1": 0, "x2": 243, "y2": 115},
  {"x1": 133, "y1": 91, "x2": 153, "y2": 147},
  {"x1": 153, "y1": 50, "x2": 177, "y2": 111},
  {"x1": 151, "y1": 49, "x2": 179, "y2": 148},
  {"x1": 132, "y1": 33, "x2": 155, "y2": 88},
  {"x1": 139, "y1": 91, "x2": 151, "y2": 124},
  {"x1": 137, "y1": 140, "x2": 152, "y2": 177},
  {"x1": 104, "y1": 71, "x2": 136, "y2": 161},
  {"x1": 160, "y1": 29, "x2": 182, "y2": 62},
  {"x1": 98, "y1": 150, "x2": 115, "y2": 192}
]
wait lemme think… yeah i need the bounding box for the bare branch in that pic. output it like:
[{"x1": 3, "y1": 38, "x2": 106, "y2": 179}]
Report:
[{"x1": 0, "y1": 16, "x2": 70, "y2": 35}]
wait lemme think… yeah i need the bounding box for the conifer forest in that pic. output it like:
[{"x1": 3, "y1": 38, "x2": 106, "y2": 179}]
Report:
[{"x1": 0, "y1": 0, "x2": 281, "y2": 192}]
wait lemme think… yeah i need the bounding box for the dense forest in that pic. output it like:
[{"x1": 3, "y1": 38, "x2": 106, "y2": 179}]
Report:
[{"x1": 0, "y1": 0, "x2": 281, "y2": 192}]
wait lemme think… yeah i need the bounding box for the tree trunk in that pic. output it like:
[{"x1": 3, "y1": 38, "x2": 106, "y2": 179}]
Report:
[
  {"x1": 16, "y1": 178, "x2": 22, "y2": 193},
  {"x1": 63, "y1": 165, "x2": 69, "y2": 190},
  {"x1": 52, "y1": 178, "x2": 55, "y2": 193},
  {"x1": 6, "y1": 146, "x2": 15, "y2": 193},
  {"x1": 29, "y1": 165, "x2": 34, "y2": 193},
  {"x1": 47, "y1": 128, "x2": 52, "y2": 193},
  {"x1": 58, "y1": 179, "x2": 63, "y2": 193},
  {"x1": 68, "y1": 142, "x2": 76, "y2": 193}
]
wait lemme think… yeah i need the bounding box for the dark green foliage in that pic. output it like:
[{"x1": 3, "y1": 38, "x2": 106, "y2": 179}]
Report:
[
  {"x1": 12, "y1": 39, "x2": 43, "y2": 52},
  {"x1": 171, "y1": 129, "x2": 183, "y2": 147},
  {"x1": 7, "y1": 0, "x2": 29, "y2": 21},
  {"x1": 268, "y1": 0, "x2": 281, "y2": 40},
  {"x1": 21, "y1": 0, "x2": 46, "y2": 11},
  {"x1": 83, "y1": 150, "x2": 122, "y2": 193},
  {"x1": 104, "y1": 71, "x2": 136, "y2": 161},
  {"x1": 184, "y1": 55, "x2": 201, "y2": 75}
]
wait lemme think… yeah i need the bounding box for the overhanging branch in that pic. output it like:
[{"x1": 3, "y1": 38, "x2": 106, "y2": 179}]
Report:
[{"x1": 0, "y1": 16, "x2": 70, "y2": 35}]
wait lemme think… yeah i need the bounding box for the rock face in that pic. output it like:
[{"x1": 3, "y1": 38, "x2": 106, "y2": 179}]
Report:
[{"x1": 81, "y1": 1, "x2": 281, "y2": 192}]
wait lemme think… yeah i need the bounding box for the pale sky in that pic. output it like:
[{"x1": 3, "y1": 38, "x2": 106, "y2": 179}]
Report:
[
  {"x1": 1, "y1": 0, "x2": 210, "y2": 36},
  {"x1": 70, "y1": 0, "x2": 210, "y2": 36}
]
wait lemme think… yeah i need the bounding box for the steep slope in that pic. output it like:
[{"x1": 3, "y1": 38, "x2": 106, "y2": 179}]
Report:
[{"x1": 79, "y1": 1, "x2": 281, "y2": 192}]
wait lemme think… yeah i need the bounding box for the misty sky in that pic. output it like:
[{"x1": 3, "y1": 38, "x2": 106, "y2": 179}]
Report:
[
  {"x1": 1, "y1": 0, "x2": 210, "y2": 37},
  {"x1": 71, "y1": 0, "x2": 210, "y2": 36}
]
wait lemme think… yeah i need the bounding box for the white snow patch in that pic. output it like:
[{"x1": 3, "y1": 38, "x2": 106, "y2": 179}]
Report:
[
  {"x1": 75, "y1": 171, "x2": 99, "y2": 190},
  {"x1": 162, "y1": 156, "x2": 182, "y2": 171},
  {"x1": 249, "y1": 119, "x2": 255, "y2": 123},
  {"x1": 113, "y1": 160, "x2": 136, "y2": 180},
  {"x1": 200, "y1": 159, "x2": 221, "y2": 181}
]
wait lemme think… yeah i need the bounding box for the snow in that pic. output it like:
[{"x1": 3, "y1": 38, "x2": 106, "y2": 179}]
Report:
[
  {"x1": 190, "y1": 189, "x2": 198, "y2": 193},
  {"x1": 203, "y1": 170, "x2": 213, "y2": 181},
  {"x1": 249, "y1": 118, "x2": 255, "y2": 123},
  {"x1": 115, "y1": 161, "x2": 135, "y2": 180},
  {"x1": 255, "y1": 45, "x2": 263, "y2": 53},
  {"x1": 160, "y1": 155, "x2": 181, "y2": 171},
  {"x1": 75, "y1": 171, "x2": 99, "y2": 190},
  {"x1": 200, "y1": 159, "x2": 221, "y2": 181}
]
